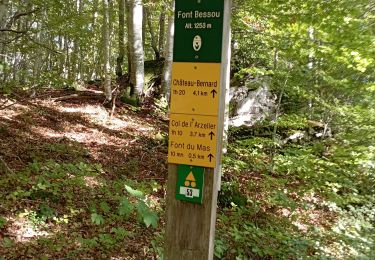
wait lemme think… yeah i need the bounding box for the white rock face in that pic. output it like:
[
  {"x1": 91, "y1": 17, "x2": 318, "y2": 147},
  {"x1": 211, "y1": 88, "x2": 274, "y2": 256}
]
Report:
[{"x1": 229, "y1": 82, "x2": 275, "y2": 127}]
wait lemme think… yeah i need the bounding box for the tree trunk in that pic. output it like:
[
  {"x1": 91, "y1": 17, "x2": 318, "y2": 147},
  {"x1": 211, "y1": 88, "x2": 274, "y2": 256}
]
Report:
[
  {"x1": 77, "y1": 0, "x2": 83, "y2": 80},
  {"x1": 307, "y1": 27, "x2": 315, "y2": 119},
  {"x1": 128, "y1": 0, "x2": 144, "y2": 100},
  {"x1": 32, "y1": 25, "x2": 42, "y2": 81},
  {"x1": 161, "y1": 1, "x2": 174, "y2": 100},
  {"x1": 0, "y1": 0, "x2": 9, "y2": 26},
  {"x1": 142, "y1": 6, "x2": 146, "y2": 49},
  {"x1": 0, "y1": 0, "x2": 9, "y2": 80},
  {"x1": 145, "y1": 7, "x2": 160, "y2": 59},
  {"x1": 103, "y1": 0, "x2": 112, "y2": 101},
  {"x1": 116, "y1": 0, "x2": 125, "y2": 77},
  {"x1": 91, "y1": 0, "x2": 100, "y2": 80},
  {"x1": 125, "y1": 0, "x2": 132, "y2": 90},
  {"x1": 158, "y1": 11, "x2": 165, "y2": 57},
  {"x1": 71, "y1": 0, "x2": 83, "y2": 81},
  {"x1": 64, "y1": 36, "x2": 70, "y2": 80}
]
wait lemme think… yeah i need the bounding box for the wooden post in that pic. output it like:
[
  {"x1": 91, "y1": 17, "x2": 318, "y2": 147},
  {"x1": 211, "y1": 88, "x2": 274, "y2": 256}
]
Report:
[
  {"x1": 165, "y1": 0, "x2": 232, "y2": 259},
  {"x1": 165, "y1": 166, "x2": 216, "y2": 258}
]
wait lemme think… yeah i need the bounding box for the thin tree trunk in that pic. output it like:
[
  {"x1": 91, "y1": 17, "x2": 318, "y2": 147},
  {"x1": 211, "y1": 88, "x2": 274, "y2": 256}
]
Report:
[
  {"x1": 12, "y1": 45, "x2": 17, "y2": 81},
  {"x1": 0, "y1": 0, "x2": 10, "y2": 80},
  {"x1": 308, "y1": 27, "x2": 314, "y2": 119},
  {"x1": 116, "y1": 0, "x2": 125, "y2": 77},
  {"x1": 161, "y1": 1, "x2": 174, "y2": 100},
  {"x1": 58, "y1": 35, "x2": 64, "y2": 78},
  {"x1": 70, "y1": 0, "x2": 82, "y2": 80},
  {"x1": 145, "y1": 7, "x2": 159, "y2": 59},
  {"x1": 103, "y1": 0, "x2": 112, "y2": 101},
  {"x1": 33, "y1": 26, "x2": 42, "y2": 81},
  {"x1": 0, "y1": 0, "x2": 9, "y2": 26},
  {"x1": 158, "y1": 11, "x2": 165, "y2": 57},
  {"x1": 64, "y1": 36, "x2": 71, "y2": 81},
  {"x1": 77, "y1": 0, "x2": 83, "y2": 80},
  {"x1": 142, "y1": 6, "x2": 146, "y2": 49},
  {"x1": 90, "y1": 0, "x2": 99, "y2": 80},
  {"x1": 125, "y1": 0, "x2": 132, "y2": 87}
]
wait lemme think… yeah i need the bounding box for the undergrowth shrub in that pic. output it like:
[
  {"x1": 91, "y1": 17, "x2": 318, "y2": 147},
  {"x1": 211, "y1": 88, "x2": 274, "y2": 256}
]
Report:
[{"x1": 217, "y1": 113, "x2": 375, "y2": 258}]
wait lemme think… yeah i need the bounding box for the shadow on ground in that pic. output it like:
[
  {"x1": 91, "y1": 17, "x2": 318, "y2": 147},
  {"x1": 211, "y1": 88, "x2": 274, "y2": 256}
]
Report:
[{"x1": 0, "y1": 96, "x2": 167, "y2": 258}]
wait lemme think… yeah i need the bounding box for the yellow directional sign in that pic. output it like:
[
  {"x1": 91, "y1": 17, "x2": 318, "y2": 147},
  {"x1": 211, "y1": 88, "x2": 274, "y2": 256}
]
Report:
[
  {"x1": 168, "y1": 4, "x2": 226, "y2": 169},
  {"x1": 170, "y1": 62, "x2": 221, "y2": 116},
  {"x1": 168, "y1": 113, "x2": 217, "y2": 168}
]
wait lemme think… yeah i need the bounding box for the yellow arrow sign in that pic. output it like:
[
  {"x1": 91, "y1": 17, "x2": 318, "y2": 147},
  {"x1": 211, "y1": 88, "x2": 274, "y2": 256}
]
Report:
[{"x1": 168, "y1": 114, "x2": 218, "y2": 168}]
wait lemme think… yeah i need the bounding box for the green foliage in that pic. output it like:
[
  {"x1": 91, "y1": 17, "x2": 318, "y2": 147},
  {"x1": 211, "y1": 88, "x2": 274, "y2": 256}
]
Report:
[
  {"x1": 153, "y1": 97, "x2": 169, "y2": 116},
  {"x1": 0, "y1": 217, "x2": 6, "y2": 229},
  {"x1": 125, "y1": 185, "x2": 144, "y2": 199},
  {"x1": 2, "y1": 237, "x2": 14, "y2": 248},
  {"x1": 100, "y1": 201, "x2": 111, "y2": 214},
  {"x1": 37, "y1": 203, "x2": 56, "y2": 220},
  {"x1": 150, "y1": 231, "x2": 165, "y2": 259},
  {"x1": 111, "y1": 227, "x2": 130, "y2": 240},
  {"x1": 219, "y1": 114, "x2": 375, "y2": 258},
  {"x1": 118, "y1": 197, "x2": 133, "y2": 217},
  {"x1": 124, "y1": 185, "x2": 159, "y2": 228},
  {"x1": 27, "y1": 143, "x2": 91, "y2": 165},
  {"x1": 220, "y1": 2, "x2": 375, "y2": 256},
  {"x1": 136, "y1": 202, "x2": 158, "y2": 228},
  {"x1": 77, "y1": 228, "x2": 132, "y2": 251},
  {"x1": 120, "y1": 94, "x2": 141, "y2": 108},
  {"x1": 77, "y1": 236, "x2": 99, "y2": 249},
  {"x1": 91, "y1": 213, "x2": 105, "y2": 225},
  {"x1": 273, "y1": 114, "x2": 308, "y2": 130},
  {"x1": 0, "y1": 155, "x2": 162, "y2": 257},
  {"x1": 85, "y1": 184, "x2": 159, "y2": 228},
  {"x1": 218, "y1": 181, "x2": 247, "y2": 208}
]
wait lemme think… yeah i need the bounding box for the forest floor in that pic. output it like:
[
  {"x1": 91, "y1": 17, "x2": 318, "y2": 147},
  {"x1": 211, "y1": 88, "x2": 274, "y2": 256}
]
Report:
[
  {"x1": 1, "y1": 90, "x2": 374, "y2": 259},
  {"x1": 0, "y1": 90, "x2": 168, "y2": 259}
]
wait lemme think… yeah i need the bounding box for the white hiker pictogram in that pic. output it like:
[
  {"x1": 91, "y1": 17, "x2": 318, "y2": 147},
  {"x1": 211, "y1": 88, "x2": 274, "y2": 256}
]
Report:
[{"x1": 193, "y1": 35, "x2": 202, "y2": 51}]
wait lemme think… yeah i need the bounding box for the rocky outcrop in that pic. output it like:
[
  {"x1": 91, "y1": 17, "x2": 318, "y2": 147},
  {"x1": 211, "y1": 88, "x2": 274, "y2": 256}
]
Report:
[{"x1": 229, "y1": 79, "x2": 276, "y2": 127}]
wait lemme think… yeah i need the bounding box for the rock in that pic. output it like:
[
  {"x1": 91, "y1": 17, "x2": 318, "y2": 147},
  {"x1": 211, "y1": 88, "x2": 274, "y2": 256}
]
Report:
[
  {"x1": 282, "y1": 131, "x2": 305, "y2": 145},
  {"x1": 229, "y1": 79, "x2": 276, "y2": 127}
]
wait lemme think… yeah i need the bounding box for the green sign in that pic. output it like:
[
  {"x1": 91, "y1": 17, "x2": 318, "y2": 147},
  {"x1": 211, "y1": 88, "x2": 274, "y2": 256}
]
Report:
[
  {"x1": 176, "y1": 165, "x2": 204, "y2": 204},
  {"x1": 173, "y1": 0, "x2": 225, "y2": 63}
]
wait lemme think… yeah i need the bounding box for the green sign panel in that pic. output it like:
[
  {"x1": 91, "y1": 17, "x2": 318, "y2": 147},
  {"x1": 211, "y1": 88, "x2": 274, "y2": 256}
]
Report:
[
  {"x1": 173, "y1": 0, "x2": 225, "y2": 63},
  {"x1": 176, "y1": 165, "x2": 205, "y2": 204}
]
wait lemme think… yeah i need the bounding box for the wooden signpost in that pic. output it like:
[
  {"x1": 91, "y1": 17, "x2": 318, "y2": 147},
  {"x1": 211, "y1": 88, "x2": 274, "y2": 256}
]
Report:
[{"x1": 165, "y1": 0, "x2": 231, "y2": 259}]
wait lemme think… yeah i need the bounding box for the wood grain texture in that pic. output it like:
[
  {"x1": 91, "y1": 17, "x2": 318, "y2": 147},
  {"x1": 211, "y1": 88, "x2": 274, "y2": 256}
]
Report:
[{"x1": 165, "y1": 164, "x2": 218, "y2": 259}]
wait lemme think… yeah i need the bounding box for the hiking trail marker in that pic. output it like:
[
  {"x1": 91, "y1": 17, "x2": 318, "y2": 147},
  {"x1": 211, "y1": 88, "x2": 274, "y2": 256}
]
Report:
[
  {"x1": 176, "y1": 165, "x2": 204, "y2": 204},
  {"x1": 165, "y1": 0, "x2": 232, "y2": 259}
]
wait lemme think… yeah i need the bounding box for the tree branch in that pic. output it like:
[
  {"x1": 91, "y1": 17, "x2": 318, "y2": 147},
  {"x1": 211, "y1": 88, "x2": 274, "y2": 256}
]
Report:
[
  {"x1": 0, "y1": 102, "x2": 17, "y2": 110},
  {"x1": 7, "y1": 8, "x2": 40, "y2": 27},
  {"x1": 25, "y1": 35, "x2": 62, "y2": 54},
  {"x1": 0, "y1": 34, "x2": 24, "y2": 44},
  {"x1": 0, "y1": 28, "x2": 27, "y2": 34},
  {"x1": 0, "y1": 156, "x2": 14, "y2": 174}
]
